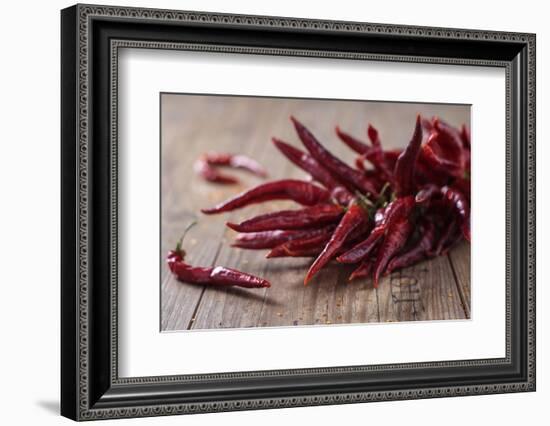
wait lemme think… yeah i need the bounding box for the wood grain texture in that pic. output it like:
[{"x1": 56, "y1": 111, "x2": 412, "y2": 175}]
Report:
[
  {"x1": 448, "y1": 241, "x2": 472, "y2": 317},
  {"x1": 160, "y1": 94, "x2": 471, "y2": 331}
]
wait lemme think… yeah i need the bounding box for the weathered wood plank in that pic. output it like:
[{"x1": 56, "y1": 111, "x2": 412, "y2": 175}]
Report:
[
  {"x1": 448, "y1": 241, "x2": 471, "y2": 318},
  {"x1": 378, "y1": 255, "x2": 466, "y2": 323}
]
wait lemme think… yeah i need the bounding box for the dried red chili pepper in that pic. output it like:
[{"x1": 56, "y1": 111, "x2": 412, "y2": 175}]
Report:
[
  {"x1": 304, "y1": 202, "x2": 369, "y2": 285},
  {"x1": 204, "y1": 152, "x2": 267, "y2": 176},
  {"x1": 291, "y1": 117, "x2": 379, "y2": 196},
  {"x1": 337, "y1": 196, "x2": 415, "y2": 264},
  {"x1": 337, "y1": 225, "x2": 384, "y2": 264},
  {"x1": 432, "y1": 219, "x2": 458, "y2": 256},
  {"x1": 420, "y1": 125, "x2": 465, "y2": 178},
  {"x1": 421, "y1": 116, "x2": 435, "y2": 133},
  {"x1": 452, "y1": 176, "x2": 471, "y2": 202},
  {"x1": 266, "y1": 246, "x2": 324, "y2": 258},
  {"x1": 386, "y1": 222, "x2": 436, "y2": 273},
  {"x1": 349, "y1": 260, "x2": 373, "y2": 282},
  {"x1": 367, "y1": 124, "x2": 381, "y2": 148},
  {"x1": 335, "y1": 126, "x2": 371, "y2": 155},
  {"x1": 231, "y1": 227, "x2": 333, "y2": 250},
  {"x1": 415, "y1": 184, "x2": 441, "y2": 205},
  {"x1": 355, "y1": 156, "x2": 366, "y2": 171},
  {"x1": 194, "y1": 158, "x2": 239, "y2": 184},
  {"x1": 201, "y1": 179, "x2": 331, "y2": 214},
  {"x1": 267, "y1": 231, "x2": 332, "y2": 258},
  {"x1": 365, "y1": 125, "x2": 396, "y2": 183},
  {"x1": 336, "y1": 125, "x2": 394, "y2": 184},
  {"x1": 441, "y1": 186, "x2": 470, "y2": 242},
  {"x1": 434, "y1": 119, "x2": 466, "y2": 156},
  {"x1": 394, "y1": 115, "x2": 423, "y2": 196},
  {"x1": 372, "y1": 218, "x2": 413, "y2": 287},
  {"x1": 227, "y1": 204, "x2": 343, "y2": 232},
  {"x1": 167, "y1": 244, "x2": 270, "y2": 288},
  {"x1": 272, "y1": 138, "x2": 341, "y2": 190},
  {"x1": 194, "y1": 152, "x2": 267, "y2": 184}
]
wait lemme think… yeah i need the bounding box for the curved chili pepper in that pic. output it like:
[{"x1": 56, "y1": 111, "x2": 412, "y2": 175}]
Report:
[
  {"x1": 432, "y1": 219, "x2": 458, "y2": 256},
  {"x1": 204, "y1": 152, "x2": 268, "y2": 176},
  {"x1": 266, "y1": 246, "x2": 324, "y2": 258},
  {"x1": 394, "y1": 115, "x2": 423, "y2": 196},
  {"x1": 349, "y1": 260, "x2": 373, "y2": 282},
  {"x1": 355, "y1": 156, "x2": 366, "y2": 171},
  {"x1": 227, "y1": 204, "x2": 343, "y2": 232},
  {"x1": 335, "y1": 126, "x2": 371, "y2": 154},
  {"x1": 267, "y1": 231, "x2": 332, "y2": 258},
  {"x1": 421, "y1": 141, "x2": 463, "y2": 177},
  {"x1": 421, "y1": 116, "x2": 435, "y2": 133},
  {"x1": 420, "y1": 124, "x2": 465, "y2": 178},
  {"x1": 194, "y1": 158, "x2": 239, "y2": 184},
  {"x1": 337, "y1": 226, "x2": 384, "y2": 264},
  {"x1": 415, "y1": 184, "x2": 441, "y2": 205},
  {"x1": 365, "y1": 124, "x2": 396, "y2": 183},
  {"x1": 272, "y1": 138, "x2": 342, "y2": 190},
  {"x1": 382, "y1": 150, "x2": 402, "y2": 168},
  {"x1": 337, "y1": 125, "x2": 394, "y2": 184},
  {"x1": 201, "y1": 179, "x2": 331, "y2": 214},
  {"x1": 367, "y1": 124, "x2": 381, "y2": 149},
  {"x1": 386, "y1": 222, "x2": 436, "y2": 273},
  {"x1": 194, "y1": 152, "x2": 267, "y2": 184},
  {"x1": 441, "y1": 186, "x2": 470, "y2": 242},
  {"x1": 337, "y1": 196, "x2": 415, "y2": 264},
  {"x1": 373, "y1": 218, "x2": 413, "y2": 287},
  {"x1": 434, "y1": 119, "x2": 465, "y2": 156},
  {"x1": 452, "y1": 176, "x2": 471, "y2": 202},
  {"x1": 336, "y1": 203, "x2": 391, "y2": 264},
  {"x1": 330, "y1": 186, "x2": 355, "y2": 207},
  {"x1": 291, "y1": 117, "x2": 379, "y2": 196},
  {"x1": 231, "y1": 228, "x2": 333, "y2": 250},
  {"x1": 167, "y1": 248, "x2": 270, "y2": 288},
  {"x1": 304, "y1": 202, "x2": 369, "y2": 285}
]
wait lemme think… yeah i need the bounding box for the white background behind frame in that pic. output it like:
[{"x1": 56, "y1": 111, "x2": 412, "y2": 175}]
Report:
[
  {"x1": 4, "y1": 1, "x2": 548, "y2": 425},
  {"x1": 118, "y1": 48, "x2": 506, "y2": 378}
]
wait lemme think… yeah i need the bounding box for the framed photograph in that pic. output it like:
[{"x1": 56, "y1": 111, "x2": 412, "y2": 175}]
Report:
[{"x1": 61, "y1": 4, "x2": 536, "y2": 421}]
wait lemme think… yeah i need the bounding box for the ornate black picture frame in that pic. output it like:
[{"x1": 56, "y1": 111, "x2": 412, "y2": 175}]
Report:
[{"x1": 61, "y1": 4, "x2": 535, "y2": 421}]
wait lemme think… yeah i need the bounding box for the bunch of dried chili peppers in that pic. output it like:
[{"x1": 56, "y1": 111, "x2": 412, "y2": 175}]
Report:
[{"x1": 170, "y1": 114, "x2": 470, "y2": 289}]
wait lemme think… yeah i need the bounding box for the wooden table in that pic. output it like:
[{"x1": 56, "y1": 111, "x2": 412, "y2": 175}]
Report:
[{"x1": 161, "y1": 94, "x2": 471, "y2": 331}]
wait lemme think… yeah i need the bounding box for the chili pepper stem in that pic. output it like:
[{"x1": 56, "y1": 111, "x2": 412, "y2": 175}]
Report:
[{"x1": 174, "y1": 220, "x2": 197, "y2": 257}]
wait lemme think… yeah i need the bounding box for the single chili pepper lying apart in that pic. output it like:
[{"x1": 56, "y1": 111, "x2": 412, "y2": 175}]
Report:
[
  {"x1": 194, "y1": 152, "x2": 267, "y2": 184},
  {"x1": 167, "y1": 240, "x2": 270, "y2": 288},
  {"x1": 200, "y1": 114, "x2": 470, "y2": 287}
]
